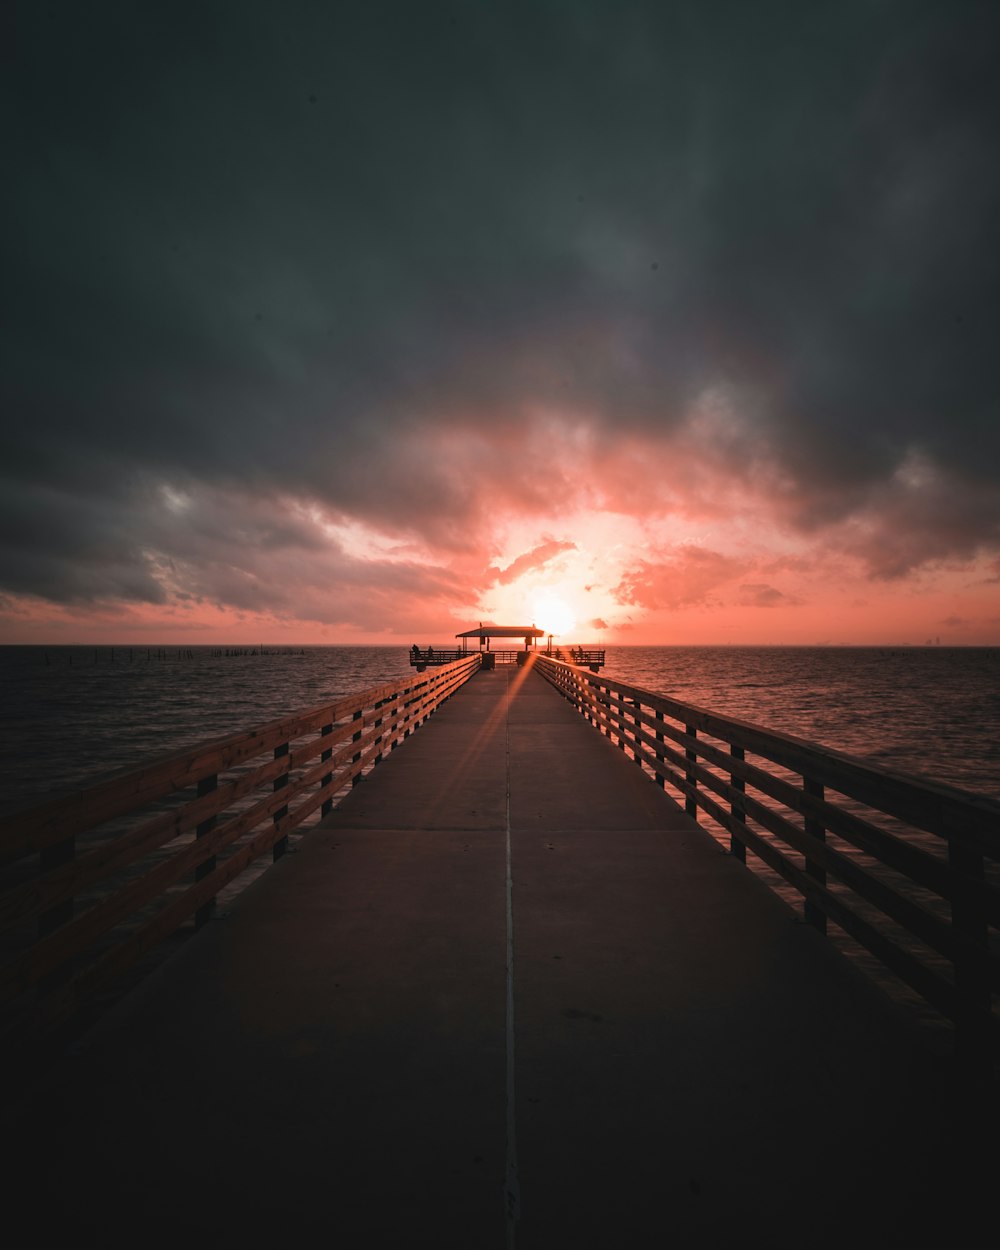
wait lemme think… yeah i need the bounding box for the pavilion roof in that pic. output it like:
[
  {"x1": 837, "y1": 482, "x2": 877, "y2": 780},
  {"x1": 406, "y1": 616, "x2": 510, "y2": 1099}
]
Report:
[{"x1": 455, "y1": 624, "x2": 546, "y2": 639}]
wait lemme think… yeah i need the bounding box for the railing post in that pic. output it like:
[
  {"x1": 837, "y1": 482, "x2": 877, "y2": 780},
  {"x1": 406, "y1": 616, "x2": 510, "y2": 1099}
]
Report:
[
  {"x1": 195, "y1": 773, "x2": 218, "y2": 927},
  {"x1": 631, "y1": 701, "x2": 644, "y2": 768},
  {"x1": 625, "y1": 699, "x2": 639, "y2": 763},
  {"x1": 685, "y1": 725, "x2": 698, "y2": 817},
  {"x1": 373, "y1": 698, "x2": 385, "y2": 766},
  {"x1": 272, "y1": 742, "x2": 289, "y2": 860},
  {"x1": 320, "y1": 721, "x2": 334, "y2": 816},
  {"x1": 654, "y1": 710, "x2": 666, "y2": 788},
  {"x1": 803, "y1": 778, "x2": 826, "y2": 932},
  {"x1": 351, "y1": 708, "x2": 363, "y2": 786},
  {"x1": 948, "y1": 836, "x2": 991, "y2": 1067},
  {"x1": 389, "y1": 691, "x2": 401, "y2": 750},
  {"x1": 729, "y1": 746, "x2": 746, "y2": 862}
]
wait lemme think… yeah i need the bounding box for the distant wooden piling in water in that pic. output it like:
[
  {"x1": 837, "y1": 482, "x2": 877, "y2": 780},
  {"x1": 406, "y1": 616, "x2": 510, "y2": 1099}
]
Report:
[{"x1": 25, "y1": 645, "x2": 313, "y2": 666}]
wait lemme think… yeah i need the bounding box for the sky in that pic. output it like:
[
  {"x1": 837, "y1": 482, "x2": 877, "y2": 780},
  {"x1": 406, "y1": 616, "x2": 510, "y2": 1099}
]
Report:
[{"x1": 3, "y1": 0, "x2": 999, "y2": 646}]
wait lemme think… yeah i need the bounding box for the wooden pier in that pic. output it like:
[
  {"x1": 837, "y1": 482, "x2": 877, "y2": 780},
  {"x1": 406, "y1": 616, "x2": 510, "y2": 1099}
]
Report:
[{"x1": 3, "y1": 658, "x2": 998, "y2": 1245}]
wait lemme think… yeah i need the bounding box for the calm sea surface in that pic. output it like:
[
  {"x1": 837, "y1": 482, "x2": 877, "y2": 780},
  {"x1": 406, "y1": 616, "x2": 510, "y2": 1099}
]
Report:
[{"x1": 1, "y1": 644, "x2": 998, "y2": 815}]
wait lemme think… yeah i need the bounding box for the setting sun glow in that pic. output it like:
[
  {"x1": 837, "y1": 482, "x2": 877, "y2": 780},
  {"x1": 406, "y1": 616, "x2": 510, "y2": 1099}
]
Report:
[{"x1": 532, "y1": 591, "x2": 577, "y2": 637}]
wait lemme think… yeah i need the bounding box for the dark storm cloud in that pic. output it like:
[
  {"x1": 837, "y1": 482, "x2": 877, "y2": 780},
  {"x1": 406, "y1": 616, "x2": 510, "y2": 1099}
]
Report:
[{"x1": 3, "y1": 0, "x2": 999, "y2": 611}]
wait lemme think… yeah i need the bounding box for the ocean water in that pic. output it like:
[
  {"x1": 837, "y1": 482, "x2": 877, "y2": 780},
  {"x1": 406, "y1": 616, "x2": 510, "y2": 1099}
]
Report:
[
  {"x1": 1, "y1": 644, "x2": 998, "y2": 817},
  {"x1": 0, "y1": 645, "x2": 416, "y2": 817},
  {"x1": 602, "y1": 645, "x2": 1000, "y2": 797}
]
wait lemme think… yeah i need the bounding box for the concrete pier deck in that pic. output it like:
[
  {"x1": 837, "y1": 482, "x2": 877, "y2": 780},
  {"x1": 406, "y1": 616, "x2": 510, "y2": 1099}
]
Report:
[{"x1": 9, "y1": 667, "x2": 990, "y2": 1246}]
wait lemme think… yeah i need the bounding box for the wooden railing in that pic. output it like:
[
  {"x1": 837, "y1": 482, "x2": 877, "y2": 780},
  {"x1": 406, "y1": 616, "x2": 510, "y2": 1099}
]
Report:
[
  {"x1": 547, "y1": 645, "x2": 606, "y2": 671},
  {"x1": 0, "y1": 655, "x2": 481, "y2": 1050},
  {"x1": 534, "y1": 654, "x2": 999, "y2": 1062},
  {"x1": 411, "y1": 648, "x2": 536, "y2": 667},
  {"x1": 409, "y1": 647, "x2": 466, "y2": 666}
]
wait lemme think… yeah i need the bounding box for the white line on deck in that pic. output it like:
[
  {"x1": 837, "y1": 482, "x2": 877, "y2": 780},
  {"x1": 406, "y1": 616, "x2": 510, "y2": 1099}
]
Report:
[{"x1": 504, "y1": 666, "x2": 521, "y2": 1245}]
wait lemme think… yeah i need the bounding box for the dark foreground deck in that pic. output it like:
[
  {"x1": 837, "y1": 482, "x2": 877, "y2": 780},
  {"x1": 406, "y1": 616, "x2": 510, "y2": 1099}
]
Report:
[{"x1": 8, "y1": 667, "x2": 994, "y2": 1246}]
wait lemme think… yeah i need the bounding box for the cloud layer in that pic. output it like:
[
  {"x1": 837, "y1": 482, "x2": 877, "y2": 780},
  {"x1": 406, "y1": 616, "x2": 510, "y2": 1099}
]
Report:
[{"x1": 3, "y1": 1, "x2": 999, "y2": 640}]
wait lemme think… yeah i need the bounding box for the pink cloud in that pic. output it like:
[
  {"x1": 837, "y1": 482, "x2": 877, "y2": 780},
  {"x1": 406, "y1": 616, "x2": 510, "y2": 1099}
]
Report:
[
  {"x1": 613, "y1": 545, "x2": 746, "y2": 611},
  {"x1": 490, "y1": 539, "x2": 577, "y2": 585}
]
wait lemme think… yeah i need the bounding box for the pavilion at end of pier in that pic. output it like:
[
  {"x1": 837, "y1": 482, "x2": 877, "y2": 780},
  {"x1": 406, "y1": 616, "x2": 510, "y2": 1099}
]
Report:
[{"x1": 410, "y1": 622, "x2": 605, "y2": 671}]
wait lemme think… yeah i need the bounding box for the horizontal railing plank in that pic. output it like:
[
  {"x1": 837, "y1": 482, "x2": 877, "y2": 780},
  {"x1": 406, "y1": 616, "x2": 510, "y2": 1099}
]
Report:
[
  {"x1": 0, "y1": 655, "x2": 481, "y2": 1044},
  {"x1": 534, "y1": 654, "x2": 998, "y2": 1053},
  {"x1": 629, "y1": 711, "x2": 985, "y2": 915},
  {"x1": 560, "y1": 666, "x2": 1000, "y2": 855},
  {"x1": 1, "y1": 671, "x2": 467, "y2": 859}
]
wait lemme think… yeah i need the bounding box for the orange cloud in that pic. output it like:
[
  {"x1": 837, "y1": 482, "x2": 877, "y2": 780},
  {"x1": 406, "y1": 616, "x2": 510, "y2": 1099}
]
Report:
[
  {"x1": 613, "y1": 546, "x2": 747, "y2": 611},
  {"x1": 490, "y1": 539, "x2": 577, "y2": 585}
]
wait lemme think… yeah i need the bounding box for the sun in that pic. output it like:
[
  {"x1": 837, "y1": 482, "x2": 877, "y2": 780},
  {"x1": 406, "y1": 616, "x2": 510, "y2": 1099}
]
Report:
[{"x1": 532, "y1": 591, "x2": 577, "y2": 637}]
